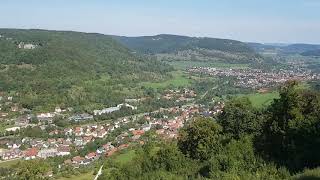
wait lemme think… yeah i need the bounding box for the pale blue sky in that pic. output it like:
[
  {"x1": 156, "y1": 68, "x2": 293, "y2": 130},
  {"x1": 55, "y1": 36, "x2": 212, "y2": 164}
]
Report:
[{"x1": 0, "y1": 0, "x2": 320, "y2": 43}]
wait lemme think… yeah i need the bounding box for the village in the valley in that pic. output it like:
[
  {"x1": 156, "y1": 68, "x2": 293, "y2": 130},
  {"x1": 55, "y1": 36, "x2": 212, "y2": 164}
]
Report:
[{"x1": 0, "y1": 87, "x2": 225, "y2": 172}]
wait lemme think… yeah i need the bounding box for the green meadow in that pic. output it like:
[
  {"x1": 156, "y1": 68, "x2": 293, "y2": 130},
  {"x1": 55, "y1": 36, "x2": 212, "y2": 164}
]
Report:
[{"x1": 238, "y1": 92, "x2": 280, "y2": 108}]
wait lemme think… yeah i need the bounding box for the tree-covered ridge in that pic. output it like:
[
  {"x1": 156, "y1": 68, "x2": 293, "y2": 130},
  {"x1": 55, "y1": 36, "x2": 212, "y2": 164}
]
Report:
[
  {"x1": 113, "y1": 34, "x2": 262, "y2": 64},
  {"x1": 113, "y1": 34, "x2": 255, "y2": 54},
  {"x1": 0, "y1": 29, "x2": 172, "y2": 111}
]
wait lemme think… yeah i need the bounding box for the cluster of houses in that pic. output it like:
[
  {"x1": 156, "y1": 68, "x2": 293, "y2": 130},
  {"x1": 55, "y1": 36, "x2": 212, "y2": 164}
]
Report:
[
  {"x1": 64, "y1": 143, "x2": 130, "y2": 167},
  {"x1": 0, "y1": 123, "x2": 112, "y2": 160},
  {"x1": 162, "y1": 88, "x2": 197, "y2": 102},
  {"x1": 0, "y1": 139, "x2": 72, "y2": 161},
  {"x1": 188, "y1": 67, "x2": 320, "y2": 89},
  {"x1": 141, "y1": 105, "x2": 201, "y2": 139},
  {"x1": 59, "y1": 106, "x2": 202, "y2": 167}
]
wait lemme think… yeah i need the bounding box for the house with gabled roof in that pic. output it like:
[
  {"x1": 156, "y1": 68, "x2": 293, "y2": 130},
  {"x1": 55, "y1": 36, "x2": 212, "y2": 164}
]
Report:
[{"x1": 24, "y1": 148, "x2": 38, "y2": 160}]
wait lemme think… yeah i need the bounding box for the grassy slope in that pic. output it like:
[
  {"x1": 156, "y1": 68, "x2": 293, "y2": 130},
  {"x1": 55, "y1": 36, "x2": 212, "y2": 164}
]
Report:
[
  {"x1": 114, "y1": 150, "x2": 136, "y2": 165},
  {"x1": 57, "y1": 172, "x2": 95, "y2": 180}
]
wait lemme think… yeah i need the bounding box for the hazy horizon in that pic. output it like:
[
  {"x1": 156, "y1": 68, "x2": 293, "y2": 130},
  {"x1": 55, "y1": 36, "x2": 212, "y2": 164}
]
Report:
[{"x1": 1, "y1": 0, "x2": 320, "y2": 44}]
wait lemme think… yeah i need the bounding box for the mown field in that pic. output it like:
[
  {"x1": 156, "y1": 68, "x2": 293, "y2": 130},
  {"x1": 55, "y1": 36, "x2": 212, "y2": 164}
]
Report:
[{"x1": 238, "y1": 92, "x2": 280, "y2": 108}]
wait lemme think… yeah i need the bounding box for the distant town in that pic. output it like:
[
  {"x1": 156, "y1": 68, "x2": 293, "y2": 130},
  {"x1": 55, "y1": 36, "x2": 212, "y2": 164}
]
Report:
[{"x1": 188, "y1": 67, "x2": 319, "y2": 89}]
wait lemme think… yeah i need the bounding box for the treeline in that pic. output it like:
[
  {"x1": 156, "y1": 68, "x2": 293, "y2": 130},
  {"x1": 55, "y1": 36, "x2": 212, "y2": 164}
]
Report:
[{"x1": 98, "y1": 81, "x2": 320, "y2": 179}]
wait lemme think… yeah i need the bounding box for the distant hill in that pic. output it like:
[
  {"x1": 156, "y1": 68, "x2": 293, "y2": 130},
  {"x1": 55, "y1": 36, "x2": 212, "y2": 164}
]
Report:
[
  {"x1": 0, "y1": 29, "x2": 171, "y2": 111},
  {"x1": 113, "y1": 34, "x2": 262, "y2": 64},
  {"x1": 248, "y1": 42, "x2": 320, "y2": 55},
  {"x1": 282, "y1": 44, "x2": 320, "y2": 54},
  {"x1": 301, "y1": 49, "x2": 320, "y2": 57}
]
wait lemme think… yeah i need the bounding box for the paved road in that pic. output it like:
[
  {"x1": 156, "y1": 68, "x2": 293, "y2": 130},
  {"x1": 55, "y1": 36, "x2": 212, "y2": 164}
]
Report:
[{"x1": 94, "y1": 165, "x2": 103, "y2": 180}]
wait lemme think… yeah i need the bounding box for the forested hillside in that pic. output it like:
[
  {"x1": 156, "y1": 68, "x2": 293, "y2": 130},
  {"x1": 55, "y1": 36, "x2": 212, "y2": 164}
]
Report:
[
  {"x1": 0, "y1": 29, "x2": 172, "y2": 111},
  {"x1": 113, "y1": 34, "x2": 262, "y2": 64}
]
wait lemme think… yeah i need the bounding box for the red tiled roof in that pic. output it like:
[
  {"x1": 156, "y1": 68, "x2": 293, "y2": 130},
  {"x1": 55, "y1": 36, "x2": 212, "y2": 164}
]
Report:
[
  {"x1": 25, "y1": 148, "x2": 38, "y2": 157},
  {"x1": 86, "y1": 152, "x2": 96, "y2": 159},
  {"x1": 132, "y1": 130, "x2": 145, "y2": 136}
]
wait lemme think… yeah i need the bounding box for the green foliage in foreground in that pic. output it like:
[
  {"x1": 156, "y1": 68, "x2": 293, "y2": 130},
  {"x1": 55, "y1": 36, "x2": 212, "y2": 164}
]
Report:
[
  {"x1": 293, "y1": 168, "x2": 320, "y2": 180},
  {"x1": 97, "y1": 82, "x2": 320, "y2": 180}
]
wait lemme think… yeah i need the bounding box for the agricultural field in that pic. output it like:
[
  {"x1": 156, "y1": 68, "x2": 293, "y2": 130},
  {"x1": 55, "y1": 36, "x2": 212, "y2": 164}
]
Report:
[
  {"x1": 166, "y1": 60, "x2": 249, "y2": 70},
  {"x1": 141, "y1": 71, "x2": 192, "y2": 89},
  {"x1": 0, "y1": 159, "x2": 21, "y2": 168}
]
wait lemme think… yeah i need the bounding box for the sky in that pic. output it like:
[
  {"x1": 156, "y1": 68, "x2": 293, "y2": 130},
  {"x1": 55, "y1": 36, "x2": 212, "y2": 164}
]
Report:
[{"x1": 0, "y1": 0, "x2": 320, "y2": 44}]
